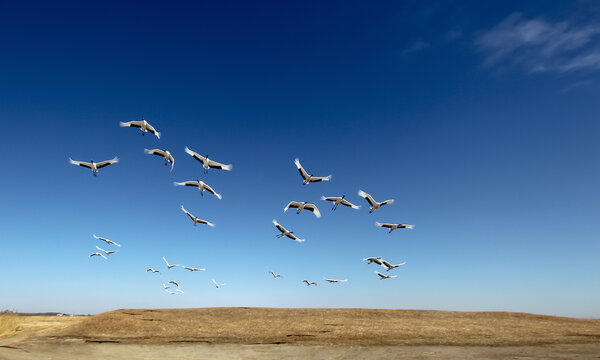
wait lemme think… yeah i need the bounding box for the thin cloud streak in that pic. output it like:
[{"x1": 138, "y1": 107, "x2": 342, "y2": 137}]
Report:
[{"x1": 476, "y1": 13, "x2": 600, "y2": 73}]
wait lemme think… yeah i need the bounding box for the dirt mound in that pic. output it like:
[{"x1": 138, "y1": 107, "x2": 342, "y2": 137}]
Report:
[{"x1": 54, "y1": 308, "x2": 600, "y2": 345}]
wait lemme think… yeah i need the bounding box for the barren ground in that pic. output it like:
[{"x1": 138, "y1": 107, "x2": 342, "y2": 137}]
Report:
[{"x1": 1, "y1": 308, "x2": 599, "y2": 359}]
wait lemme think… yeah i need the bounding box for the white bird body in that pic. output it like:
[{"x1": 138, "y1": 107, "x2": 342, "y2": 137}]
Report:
[
  {"x1": 144, "y1": 149, "x2": 174, "y2": 170},
  {"x1": 375, "y1": 271, "x2": 397, "y2": 280},
  {"x1": 358, "y1": 190, "x2": 394, "y2": 213},
  {"x1": 95, "y1": 245, "x2": 119, "y2": 255},
  {"x1": 303, "y1": 280, "x2": 317, "y2": 286},
  {"x1": 272, "y1": 220, "x2": 304, "y2": 242},
  {"x1": 181, "y1": 205, "x2": 215, "y2": 227},
  {"x1": 294, "y1": 158, "x2": 331, "y2": 185},
  {"x1": 269, "y1": 271, "x2": 283, "y2": 278},
  {"x1": 212, "y1": 279, "x2": 226, "y2": 288},
  {"x1": 321, "y1": 195, "x2": 360, "y2": 211},
  {"x1": 185, "y1": 147, "x2": 232, "y2": 173},
  {"x1": 174, "y1": 180, "x2": 221, "y2": 199},
  {"x1": 89, "y1": 252, "x2": 107, "y2": 259},
  {"x1": 323, "y1": 278, "x2": 347, "y2": 283},
  {"x1": 70, "y1": 157, "x2": 118, "y2": 176},
  {"x1": 93, "y1": 235, "x2": 121, "y2": 247},
  {"x1": 375, "y1": 222, "x2": 414, "y2": 233},
  {"x1": 284, "y1": 201, "x2": 321, "y2": 218},
  {"x1": 120, "y1": 118, "x2": 160, "y2": 138},
  {"x1": 163, "y1": 257, "x2": 180, "y2": 269},
  {"x1": 146, "y1": 268, "x2": 161, "y2": 275},
  {"x1": 182, "y1": 266, "x2": 205, "y2": 272}
]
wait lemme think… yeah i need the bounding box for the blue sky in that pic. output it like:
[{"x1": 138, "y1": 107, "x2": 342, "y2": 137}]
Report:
[{"x1": 0, "y1": 0, "x2": 599, "y2": 317}]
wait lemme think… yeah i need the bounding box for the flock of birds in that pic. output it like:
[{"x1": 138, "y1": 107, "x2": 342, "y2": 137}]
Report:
[{"x1": 71, "y1": 118, "x2": 414, "y2": 296}]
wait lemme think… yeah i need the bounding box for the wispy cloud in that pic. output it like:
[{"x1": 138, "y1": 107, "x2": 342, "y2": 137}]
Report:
[
  {"x1": 402, "y1": 40, "x2": 430, "y2": 54},
  {"x1": 476, "y1": 13, "x2": 600, "y2": 73}
]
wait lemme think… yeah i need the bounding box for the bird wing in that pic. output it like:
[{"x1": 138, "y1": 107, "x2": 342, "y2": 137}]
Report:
[
  {"x1": 340, "y1": 199, "x2": 360, "y2": 209},
  {"x1": 96, "y1": 157, "x2": 119, "y2": 169},
  {"x1": 120, "y1": 121, "x2": 142, "y2": 128},
  {"x1": 294, "y1": 158, "x2": 310, "y2": 180},
  {"x1": 399, "y1": 224, "x2": 414, "y2": 229},
  {"x1": 69, "y1": 158, "x2": 93, "y2": 169},
  {"x1": 287, "y1": 233, "x2": 304, "y2": 242},
  {"x1": 184, "y1": 147, "x2": 206, "y2": 163},
  {"x1": 95, "y1": 245, "x2": 108, "y2": 254},
  {"x1": 303, "y1": 280, "x2": 309, "y2": 285},
  {"x1": 375, "y1": 271, "x2": 386, "y2": 278},
  {"x1": 212, "y1": 279, "x2": 219, "y2": 286},
  {"x1": 321, "y1": 196, "x2": 339, "y2": 202},
  {"x1": 304, "y1": 204, "x2": 321, "y2": 218},
  {"x1": 207, "y1": 159, "x2": 232, "y2": 170},
  {"x1": 272, "y1": 220, "x2": 287, "y2": 233},
  {"x1": 174, "y1": 181, "x2": 198, "y2": 187},
  {"x1": 181, "y1": 205, "x2": 195, "y2": 221},
  {"x1": 309, "y1": 175, "x2": 332, "y2": 182},
  {"x1": 145, "y1": 122, "x2": 161, "y2": 139},
  {"x1": 284, "y1": 201, "x2": 300, "y2": 212},
  {"x1": 375, "y1": 222, "x2": 393, "y2": 228},
  {"x1": 381, "y1": 199, "x2": 394, "y2": 206},
  {"x1": 144, "y1": 148, "x2": 167, "y2": 158},
  {"x1": 163, "y1": 257, "x2": 171, "y2": 267},
  {"x1": 358, "y1": 190, "x2": 377, "y2": 206},
  {"x1": 203, "y1": 183, "x2": 222, "y2": 199},
  {"x1": 197, "y1": 219, "x2": 215, "y2": 227}
]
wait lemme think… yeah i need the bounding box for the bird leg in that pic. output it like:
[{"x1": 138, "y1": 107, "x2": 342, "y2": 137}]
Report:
[
  {"x1": 93, "y1": 172, "x2": 97, "y2": 177},
  {"x1": 296, "y1": 210, "x2": 301, "y2": 214},
  {"x1": 369, "y1": 209, "x2": 373, "y2": 214}
]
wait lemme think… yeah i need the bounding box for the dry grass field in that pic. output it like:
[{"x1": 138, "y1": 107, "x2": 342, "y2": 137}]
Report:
[
  {"x1": 55, "y1": 308, "x2": 600, "y2": 346},
  {"x1": 2, "y1": 309, "x2": 600, "y2": 359}
]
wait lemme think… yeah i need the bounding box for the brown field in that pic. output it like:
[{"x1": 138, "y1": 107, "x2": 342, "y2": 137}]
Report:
[{"x1": 1, "y1": 308, "x2": 599, "y2": 359}]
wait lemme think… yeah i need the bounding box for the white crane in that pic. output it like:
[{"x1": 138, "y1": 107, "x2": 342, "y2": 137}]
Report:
[
  {"x1": 381, "y1": 260, "x2": 406, "y2": 271},
  {"x1": 146, "y1": 268, "x2": 161, "y2": 275},
  {"x1": 182, "y1": 266, "x2": 205, "y2": 272},
  {"x1": 294, "y1": 158, "x2": 331, "y2": 185},
  {"x1": 174, "y1": 180, "x2": 222, "y2": 199},
  {"x1": 268, "y1": 271, "x2": 283, "y2": 278},
  {"x1": 163, "y1": 257, "x2": 180, "y2": 269},
  {"x1": 120, "y1": 118, "x2": 161, "y2": 138},
  {"x1": 375, "y1": 271, "x2": 397, "y2": 280},
  {"x1": 375, "y1": 222, "x2": 414, "y2": 233},
  {"x1": 212, "y1": 279, "x2": 226, "y2": 288},
  {"x1": 323, "y1": 278, "x2": 347, "y2": 283},
  {"x1": 168, "y1": 280, "x2": 180, "y2": 287},
  {"x1": 284, "y1": 201, "x2": 321, "y2": 218},
  {"x1": 181, "y1": 205, "x2": 215, "y2": 227},
  {"x1": 93, "y1": 235, "x2": 121, "y2": 247},
  {"x1": 302, "y1": 280, "x2": 317, "y2": 286},
  {"x1": 185, "y1": 147, "x2": 232, "y2": 173},
  {"x1": 69, "y1": 157, "x2": 118, "y2": 176},
  {"x1": 321, "y1": 195, "x2": 360, "y2": 211},
  {"x1": 95, "y1": 245, "x2": 119, "y2": 255},
  {"x1": 358, "y1": 190, "x2": 394, "y2": 213},
  {"x1": 144, "y1": 149, "x2": 174, "y2": 171},
  {"x1": 89, "y1": 252, "x2": 107, "y2": 259},
  {"x1": 272, "y1": 220, "x2": 304, "y2": 242}
]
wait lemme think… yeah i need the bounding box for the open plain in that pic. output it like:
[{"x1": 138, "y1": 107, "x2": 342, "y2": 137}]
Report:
[{"x1": 1, "y1": 308, "x2": 600, "y2": 359}]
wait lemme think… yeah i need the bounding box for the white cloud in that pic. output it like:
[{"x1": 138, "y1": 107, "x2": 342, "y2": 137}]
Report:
[{"x1": 476, "y1": 13, "x2": 600, "y2": 73}]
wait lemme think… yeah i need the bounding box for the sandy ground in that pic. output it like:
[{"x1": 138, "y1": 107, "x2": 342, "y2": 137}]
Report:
[{"x1": 1, "y1": 309, "x2": 599, "y2": 359}]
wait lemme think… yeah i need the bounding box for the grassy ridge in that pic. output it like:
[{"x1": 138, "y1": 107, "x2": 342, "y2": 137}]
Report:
[{"x1": 0, "y1": 311, "x2": 21, "y2": 337}]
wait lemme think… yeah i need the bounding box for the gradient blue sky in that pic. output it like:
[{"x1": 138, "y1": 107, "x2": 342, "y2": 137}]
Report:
[{"x1": 1, "y1": 1, "x2": 599, "y2": 317}]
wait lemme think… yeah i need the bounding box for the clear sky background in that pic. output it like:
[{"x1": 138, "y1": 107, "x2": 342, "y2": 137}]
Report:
[{"x1": 0, "y1": 0, "x2": 598, "y2": 317}]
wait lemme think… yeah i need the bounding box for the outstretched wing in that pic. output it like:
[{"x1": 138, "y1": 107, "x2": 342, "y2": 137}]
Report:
[
  {"x1": 304, "y1": 203, "x2": 321, "y2": 218},
  {"x1": 381, "y1": 199, "x2": 394, "y2": 206},
  {"x1": 284, "y1": 201, "x2": 301, "y2": 212},
  {"x1": 358, "y1": 190, "x2": 377, "y2": 207},
  {"x1": 69, "y1": 159, "x2": 93, "y2": 169},
  {"x1": 207, "y1": 159, "x2": 232, "y2": 171},
  {"x1": 340, "y1": 199, "x2": 360, "y2": 209},
  {"x1": 375, "y1": 222, "x2": 393, "y2": 229},
  {"x1": 321, "y1": 196, "x2": 339, "y2": 202},
  {"x1": 309, "y1": 175, "x2": 332, "y2": 183},
  {"x1": 203, "y1": 183, "x2": 222, "y2": 199},
  {"x1": 197, "y1": 218, "x2": 215, "y2": 227},
  {"x1": 145, "y1": 122, "x2": 161, "y2": 139},
  {"x1": 272, "y1": 220, "x2": 287, "y2": 233},
  {"x1": 294, "y1": 158, "x2": 309, "y2": 180},
  {"x1": 181, "y1": 205, "x2": 196, "y2": 221},
  {"x1": 120, "y1": 121, "x2": 142, "y2": 128},
  {"x1": 96, "y1": 157, "x2": 119, "y2": 169},
  {"x1": 375, "y1": 271, "x2": 386, "y2": 279},
  {"x1": 174, "y1": 181, "x2": 199, "y2": 187},
  {"x1": 184, "y1": 147, "x2": 206, "y2": 163},
  {"x1": 144, "y1": 148, "x2": 167, "y2": 158}
]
